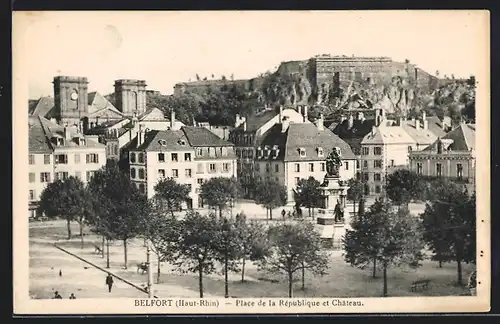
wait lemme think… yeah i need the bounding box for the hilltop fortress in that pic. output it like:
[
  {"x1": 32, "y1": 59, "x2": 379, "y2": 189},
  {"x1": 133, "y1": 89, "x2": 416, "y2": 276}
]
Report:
[{"x1": 173, "y1": 54, "x2": 438, "y2": 101}]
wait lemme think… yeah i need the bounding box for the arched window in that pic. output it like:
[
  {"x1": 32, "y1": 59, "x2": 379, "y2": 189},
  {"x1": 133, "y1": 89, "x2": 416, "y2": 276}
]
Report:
[
  {"x1": 130, "y1": 168, "x2": 136, "y2": 178},
  {"x1": 138, "y1": 168, "x2": 145, "y2": 179},
  {"x1": 130, "y1": 152, "x2": 136, "y2": 163},
  {"x1": 138, "y1": 153, "x2": 144, "y2": 163}
]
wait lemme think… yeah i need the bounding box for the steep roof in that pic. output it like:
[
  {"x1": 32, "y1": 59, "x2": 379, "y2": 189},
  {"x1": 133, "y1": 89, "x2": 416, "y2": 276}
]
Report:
[
  {"x1": 425, "y1": 116, "x2": 447, "y2": 137},
  {"x1": 182, "y1": 126, "x2": 234, "y2": 147},
  {"x1": 39, "y1": 117, "x2": 105, "y2": 149},
  {"x1": 28, "y1": 117, "x2": 53, "y2": 153},
  {"x1": 135, "y1": 126, "x2": 235, "y2": 151},
  {"x1": 256, "y1": 122, "x2": 356, "y2": 162},
  {"x1": 423, "y1": 123, "x2": 475, "y2": 152},
  {"x1": 30, "y1": 97, "x2": 55, "y2": 118},
  {"x1": 361, "y1": 124, "x2": 415, "y2": 145},
  {"x1": 242, "y1": 109, "x2": 278, "y2": 132},
  {"x1": 401, "y1": 121, "x2": 438, "y2": 146}
]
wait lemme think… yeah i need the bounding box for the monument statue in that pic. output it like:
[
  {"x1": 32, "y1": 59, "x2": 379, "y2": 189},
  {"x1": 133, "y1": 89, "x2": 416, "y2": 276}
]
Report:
[
  {"x1": 333, "y1": 199, "x2": 344, "y2": 222},
  {"x1": 326, "y1": 147, "x2": 342, "y2": 177}
]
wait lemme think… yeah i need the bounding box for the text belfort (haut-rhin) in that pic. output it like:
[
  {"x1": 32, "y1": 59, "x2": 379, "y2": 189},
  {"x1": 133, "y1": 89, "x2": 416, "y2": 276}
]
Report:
[{"x1": 134, "y1": 299, "x2": 364, "y2": 308}]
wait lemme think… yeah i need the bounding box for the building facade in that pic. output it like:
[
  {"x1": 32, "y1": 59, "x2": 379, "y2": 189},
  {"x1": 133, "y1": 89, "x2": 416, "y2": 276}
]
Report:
[
  {"x1": 409, "y1": 123, "x2": 476, "y2": 189},
  {"x1": 28, "y1": 117, "x2": 106, "y2": 218},
  {"x1": 128, "y1": 123, "x2": 237, "y2": 209},
  {"x1": 255, "y1": 114, "x2": 357, "y2": 203}
]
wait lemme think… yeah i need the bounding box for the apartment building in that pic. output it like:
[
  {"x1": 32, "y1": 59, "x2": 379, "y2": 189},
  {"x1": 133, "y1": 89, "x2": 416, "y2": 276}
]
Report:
[
  {"x1": 409, "y1": 123, "x2": 475, "y2": 190},
  {"x1": 255, "y1": 114, "x2": 357, "y2": 203},
  {"x1": 128, "y1": 122, "x2": 237, "y2": 209},
  {"x1": 28, "y1": 117, "x2": 106, "y2": 217}
]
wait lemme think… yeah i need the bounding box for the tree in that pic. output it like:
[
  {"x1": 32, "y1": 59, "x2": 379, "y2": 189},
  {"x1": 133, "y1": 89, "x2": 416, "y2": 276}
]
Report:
[
  {"x1": 262, "y1": 222, "x2": 329, "y2": 297},
  {"x1": 344, "y1": 199, "x2": 425, "y2": 295},
  {"x1": 200, "y1": 177, "x2": 240, "y2": 218},
  {"x1": 141, "y1": 200, "x2": 181, "y2": 283},
  {"x1": 420, "y1": 180, "x2": 476, "y2": 285},
  {"x1": 293, "y1": 177, "x2": 322, "y2": 218},
  {"x1": 153, "y1": 177, "x2": 191, "y2": 216},
  {"x1": 347, "y1": 178, "x2": 365, "y2": 217},
  {"x1": 254, "y1": 178, "x2": 287, "y2": 220},
  {"x1": 385, "y1": 169, "x2": 425, "y2": 207},
  {"x1": 167, "y1": 211, "x2": 221, "y2": 298},
  {"x1": 213, "y1": 216, "x2": 241, "y2": 298},
  {"x1": 87, "y1": 164, "x2": 147, "y2": 269},
  {"x1": 38, "y1": 177, "x2": 91, "y2": 246},
  {"x1": 234, "y1": 213, "x2": 271, "y2": 282}
]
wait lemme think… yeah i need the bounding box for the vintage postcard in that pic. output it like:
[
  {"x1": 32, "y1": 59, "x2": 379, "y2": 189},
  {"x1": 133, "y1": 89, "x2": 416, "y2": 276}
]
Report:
[{"x1": 13, "y1": 10, "x2": 490, "y2": 314}]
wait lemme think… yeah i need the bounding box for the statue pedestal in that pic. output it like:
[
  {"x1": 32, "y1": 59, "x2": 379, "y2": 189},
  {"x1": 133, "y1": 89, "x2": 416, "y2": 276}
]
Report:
[{"x1": 315, "y1": 174, "x2": 350, "y2": 249}]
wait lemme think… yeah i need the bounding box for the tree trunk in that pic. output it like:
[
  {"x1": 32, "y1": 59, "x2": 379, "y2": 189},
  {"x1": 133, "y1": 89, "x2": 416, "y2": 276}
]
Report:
[
  {"x1": 66, "y1": 218, "x2": 72, "y2": 239},
  {"x1": 269, "y1": 208, "x2": 273, "y2": 220},
  {"x1": 157, "y1": 254, "x2": 161, "y2": 284},
  {"x1": 301, "y1": 267, "x2": 305, "y2": 291},
  {"x1": 101, "y1": 235, "x2": 105, "y2": 258},
  {"x1": 439, "y1": 259, "x2": 443, "y2": 268},
  {"x1": 219, "y1": 207, "x2": 223, "y2": 219},
  {"x1": 79, "y1": 221, "x2": 84, "y2": 249},
  {"x1": 288, "y1": 271, "x2": 293, "y2": 298},
  {"x1": 241, "y1": 255, "x2": 246, "y2": 282},
  {"x1": 372, "y1": 257, "x2": 377, "y2": 278},
  {"x1": 123, "y1": 239, "x2": 128, "y2": 269},
  {"x1": 308, "y1": 207, "x2": 311, "y2": 218},
  {"x1": 353, "y1": 200, "x2": 356, "y2": 217},
  {"x1": 106, "y1": 239, "x2": 110, "y2": 269},
  {"x1": 199, "y1": 264, "x2": 204, "y2": 298},
  {"x1": 382, "y1": 262, "x2": 388, "y2": 297},
  {"x1": 224, "y1": 252, "x2": 229, "y2": 298},
  {"x1": 456, "y1": 257, "x2": 463, "y2": 286}
]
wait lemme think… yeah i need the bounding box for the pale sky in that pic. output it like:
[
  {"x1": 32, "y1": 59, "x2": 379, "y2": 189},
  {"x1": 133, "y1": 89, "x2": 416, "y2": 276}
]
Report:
[{"x1": 14, "y1": 11, "x2": 489, "y2": 99}]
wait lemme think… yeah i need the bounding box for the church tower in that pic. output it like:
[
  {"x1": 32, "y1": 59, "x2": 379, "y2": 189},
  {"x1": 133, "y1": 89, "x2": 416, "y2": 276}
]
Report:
[
  {"x1": 114, "y1": 79, "x2": 147, "y2": 117},
  {"x1": 53, "y1": 76, "x2": 89, "y2": 125}
]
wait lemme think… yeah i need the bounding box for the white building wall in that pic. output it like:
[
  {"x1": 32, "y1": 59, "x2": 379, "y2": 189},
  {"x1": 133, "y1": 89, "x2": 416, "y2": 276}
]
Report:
[
  {"x1": 28, "y1": 153, "x2": 54, "y2": 206},
  {"x1": 52, "y1": 147, "x2": 106, "y2": 183}
]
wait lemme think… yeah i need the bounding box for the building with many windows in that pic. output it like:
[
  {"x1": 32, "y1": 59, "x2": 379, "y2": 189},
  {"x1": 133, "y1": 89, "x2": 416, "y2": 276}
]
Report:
[
  {"x1": 409, "y1": 123, "x2": 475, "y2": 190},
  {"x1": 28, "y1": 116, "x2": 106, "y2": 218},
  {"x1": 359, "y1": 109, "x2": 447, "y2": 196},
  {"x1": 255, "y1": 114, "x2": 357, "y2": 203},
  {"x1": 127, "y1": 123, "x2": 237, "y2": 209}
]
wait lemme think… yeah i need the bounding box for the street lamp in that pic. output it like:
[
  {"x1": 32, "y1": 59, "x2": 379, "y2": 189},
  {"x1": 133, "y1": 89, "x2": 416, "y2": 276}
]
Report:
[{"x1": 222, "y1": 218, "x2": 231, "y2": 298}]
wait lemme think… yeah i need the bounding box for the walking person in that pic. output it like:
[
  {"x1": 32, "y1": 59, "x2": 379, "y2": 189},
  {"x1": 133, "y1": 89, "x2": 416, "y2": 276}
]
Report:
[
  {"x1": 281, "y1": 209, "x2": 286, "y2": 220},
  {"x1": 53, "y1": 291, "x2": 62, "y2": 299},
  {"x1": 106, "y1": 274, "x2": 114, "y2": 293},
  {"x1": 69, "y1": 293, "x2": 76, "y2": 299}
]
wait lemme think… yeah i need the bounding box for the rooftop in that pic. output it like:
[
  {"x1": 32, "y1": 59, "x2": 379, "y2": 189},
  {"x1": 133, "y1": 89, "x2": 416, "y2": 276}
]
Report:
[{"x1": 422, "y1": 123, "x2": 476, "y2": 153}]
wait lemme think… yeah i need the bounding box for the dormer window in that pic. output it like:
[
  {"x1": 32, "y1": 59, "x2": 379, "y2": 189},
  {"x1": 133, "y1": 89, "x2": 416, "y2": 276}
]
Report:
[
  {"x1": 257, "y1": 147, "x2": 263, "y2": 158},
  {"x1": 178, "y1": 139, "x2": 186, "y2": 146},
  {"x1": 158, "y1": 139, "x2": 167, "y2": 146},
  {"x1": 77, "y1": 138, "x2": 86, "y2": 146},
  {"x1": 299, "y1": 148, "x2": 306, "y2": 157},
  {"x1": 317, "y1": 147, "x2": 324, "y2": 157}
]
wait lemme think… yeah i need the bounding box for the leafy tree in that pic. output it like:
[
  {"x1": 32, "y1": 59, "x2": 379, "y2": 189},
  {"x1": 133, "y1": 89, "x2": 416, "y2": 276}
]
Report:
[
  {"x1": 420, "y1": 180, "x2": 476, "y2": 285},
  {"x1": 234, "y1": 213, "x2": 271, "y2": 282},
  {"x1": 213, "y1": 216, "x2": 241, "y2": 298},
  {"x1": 38, "y1": 177, "x2": 92, "y2": 246},
  {"x1": 200, "y1": 177, "x2": 240, "y2": 218},
  {"x1": 344, "y1": 199, "x2": 425, "y2": 295},
  {"x1": 87, "y1": 164, "x2": 147, "y2": 269},
  {"x1": 168, "y1": 211, "x2": 221, "y2": 298},
  {"x1": 262, "y1": 222, "x2": 329, "y2": 297},
  {"x1": 154, "y1": 177, "x2": 191, "y2": 216},
  {"x1": 254, "y1": 178, "x2": 287, "y2": 220},
  {"x1": 141, "y1": 200, "x2": 181, "y2": 283},
  {"x1": 347, "y1": 178, "x2": 365, "y2": 217},
  {"x1": 293, "y1": 177, "x2": 322, "y2": 218},
  {"x1": 343, "y1": 198, "x2": 385, "y2": 278},
  {"x1": 385, "y1": 169, "x2": 425, "y2": 207}
]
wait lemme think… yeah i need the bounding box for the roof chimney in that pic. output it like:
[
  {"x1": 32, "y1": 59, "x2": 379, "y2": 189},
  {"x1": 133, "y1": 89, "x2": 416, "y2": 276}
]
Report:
[
  {"x1": 281, "y1": 116, "x2": 290, "y2": 133},
  {"x1": 415, "y1": 119, "x2": 420, "y2": 129},
  {"x1": 347, "y1": 114, "x2": 354, "y2": 129},
  {"x1": 371, "y1": 125, "x2": 377, "y2": 136},
  {"x1": 170, "y1": 110, "x2": 175, "y2": 130},
  {"x1": 235, "y1": 114, "x2": 241, "y2": 127},
  {"x1": 316, "y1": 114, "x2": 324, "y2": 131},
  {"x1": 303, "y1": 105, "x2": 308, "y2": 122},
  {"x1": 279, "y1": 106, "x2": 283, "y2": 123},
  {"x1": 243, "y1": 120, "x2": 247, "y2": 132},
  {"x1": 399, "y1": 116, "x2": 404, "y2": 126},
  {"x1": 63, "y1": 126, "x2": 72, "y2": 140},
  {"x1": 297, "y1": 105, "x2": 302, "y2": 116},
  {"x1": 138, "y1": 126, "x2": 145, "y2": 146},
  {"x1": 422, "y1": 110, "x2": 426, "y2": 120}
]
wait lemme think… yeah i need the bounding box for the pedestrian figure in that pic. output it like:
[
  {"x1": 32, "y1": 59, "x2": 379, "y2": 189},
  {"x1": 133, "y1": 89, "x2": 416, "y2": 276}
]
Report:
[
  {"x1": 106, "y1": 274, "x2": 114, "y2": 293},
  {"x1": 69, "y1": 293, "x2": 76, "y2": 299},
  {"x1": 53, "y1": 291, "x2": 62, "y2": 299},
  {"x1": 281, "y1": 209, "x2": 286, "y2": 220},
  {"x1": 287, "y1": 211, "x2": 292, "y2": 219},
  {"x1": 59, "y1": 269, "x2": 62, "y2": 277}
]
